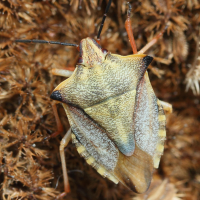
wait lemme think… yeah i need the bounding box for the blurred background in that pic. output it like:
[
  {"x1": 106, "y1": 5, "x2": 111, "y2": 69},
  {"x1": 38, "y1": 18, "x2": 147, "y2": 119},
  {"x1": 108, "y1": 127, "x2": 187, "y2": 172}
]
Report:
[{"x1": 0, "y1": 0, "x2": 200, "y2": 199}]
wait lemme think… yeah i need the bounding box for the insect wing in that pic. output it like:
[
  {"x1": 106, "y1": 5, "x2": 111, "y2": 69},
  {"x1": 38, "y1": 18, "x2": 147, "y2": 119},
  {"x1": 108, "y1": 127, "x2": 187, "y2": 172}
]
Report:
[
  {"x1": 63, "y1": 102, "x2": 154, "y2": 193},
  {"x1": 113, "y1": 145, "x2": 154, "y2": 193},
  {"x1": 112, "y1": 72, "x2": 166, "y2": 193},
  {"x1": 133, "y1": 72, "x2": 166, "y2": 169},
  {"x1": 62, "y1": 103, "x2": 119, "y2": 183}
]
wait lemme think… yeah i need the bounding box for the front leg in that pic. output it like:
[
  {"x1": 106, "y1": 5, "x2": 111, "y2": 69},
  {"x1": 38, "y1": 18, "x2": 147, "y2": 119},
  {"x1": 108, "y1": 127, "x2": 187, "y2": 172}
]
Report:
[{"x1": 56, "y1": 128, "x2": 71, "y2": 199}]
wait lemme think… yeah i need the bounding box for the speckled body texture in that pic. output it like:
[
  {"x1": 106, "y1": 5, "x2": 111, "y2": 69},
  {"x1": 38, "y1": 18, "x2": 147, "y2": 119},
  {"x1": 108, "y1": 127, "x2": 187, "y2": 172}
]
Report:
[{"x1": 53, "y1": 38, "x2": 166, "y2": 193}]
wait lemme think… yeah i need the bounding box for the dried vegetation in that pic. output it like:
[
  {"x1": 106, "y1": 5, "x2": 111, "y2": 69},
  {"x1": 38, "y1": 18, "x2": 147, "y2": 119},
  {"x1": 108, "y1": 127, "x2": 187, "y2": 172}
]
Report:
[{"x1": 0, "y1": 0, "x2": 200, "y2": 199}]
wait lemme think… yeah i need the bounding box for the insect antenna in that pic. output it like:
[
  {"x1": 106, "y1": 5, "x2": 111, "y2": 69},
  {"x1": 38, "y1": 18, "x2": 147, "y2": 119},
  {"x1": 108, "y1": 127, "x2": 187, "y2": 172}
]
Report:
[
  {"x1": 96, "y1": 0, "x2": 112, "y2": 40},
  {"x1": 15, "y1": 39, "x2": 78, "y2": 47},
  {"x1": 125, "y1": 2, "x2": 138, "y2": 54}
]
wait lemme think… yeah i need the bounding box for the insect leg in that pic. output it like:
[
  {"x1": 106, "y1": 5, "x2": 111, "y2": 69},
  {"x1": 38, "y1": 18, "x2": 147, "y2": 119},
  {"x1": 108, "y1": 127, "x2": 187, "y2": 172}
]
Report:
[
  {"x1": 51, "y1": 68, "x2": 73, "y2": 78},
  {"x1": 45, "y1": 103, "x2": 64, "y2": 140},
  {"x1": 57, "y1": 128, "x2": 71, "y2": 199},
  {"x1": 159, "y1": 100, "x2": 172, "y2": 114},
  {"x1": 153, "y1": 56, "x2": 172, "y2": 65},
  {"x1": 125, "y1": 2, "x2": 137, "y2": 54},
  {"x1": 137, "y1": 25, "x2": 168, "y2": 54}
]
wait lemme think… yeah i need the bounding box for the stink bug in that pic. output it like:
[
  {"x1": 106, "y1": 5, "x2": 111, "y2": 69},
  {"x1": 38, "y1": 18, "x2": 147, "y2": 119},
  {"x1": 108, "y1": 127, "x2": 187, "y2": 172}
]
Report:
[{"x1": 15, "y1": 0, "x2": 172, "y2": 198}]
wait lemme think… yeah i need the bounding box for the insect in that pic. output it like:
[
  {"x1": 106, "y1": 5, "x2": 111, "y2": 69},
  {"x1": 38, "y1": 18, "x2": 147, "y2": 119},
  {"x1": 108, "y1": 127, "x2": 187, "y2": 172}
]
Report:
[{"x1": 15, "y1": 0, "x2": 172, "y2": 198}]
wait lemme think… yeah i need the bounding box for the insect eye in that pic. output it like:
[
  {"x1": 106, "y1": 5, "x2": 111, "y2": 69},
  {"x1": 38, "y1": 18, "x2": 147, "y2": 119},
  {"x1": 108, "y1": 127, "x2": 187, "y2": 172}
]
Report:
[
  {"x1": 78, "y1": 57, "x2": 83, "y2": 64},
  {"x1": 102, "y1": 49, "x2": 108, "y2": 54}
]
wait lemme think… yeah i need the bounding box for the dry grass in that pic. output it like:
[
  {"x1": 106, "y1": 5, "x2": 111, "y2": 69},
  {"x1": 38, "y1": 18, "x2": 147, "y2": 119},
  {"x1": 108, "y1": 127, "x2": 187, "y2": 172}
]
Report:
[{"x1": 0, "y1": 0, "x2": 200, "y2": 199}]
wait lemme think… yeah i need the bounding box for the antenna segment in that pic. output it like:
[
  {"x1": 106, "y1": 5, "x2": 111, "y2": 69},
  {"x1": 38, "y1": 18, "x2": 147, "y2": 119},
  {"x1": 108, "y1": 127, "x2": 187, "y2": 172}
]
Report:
[
  {"x1": 97, "y1": 0, "x2": 112, "y2": 40},
  {"x1": 15, "y1": 39, "x2": 78, "y2": 47}
]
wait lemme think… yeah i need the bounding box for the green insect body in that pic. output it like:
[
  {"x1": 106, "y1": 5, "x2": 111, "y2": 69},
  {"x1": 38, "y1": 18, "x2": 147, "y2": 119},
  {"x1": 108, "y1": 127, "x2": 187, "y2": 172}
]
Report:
[{"x1": 50, "y1": 37, "x2": 166, "y2": 193}]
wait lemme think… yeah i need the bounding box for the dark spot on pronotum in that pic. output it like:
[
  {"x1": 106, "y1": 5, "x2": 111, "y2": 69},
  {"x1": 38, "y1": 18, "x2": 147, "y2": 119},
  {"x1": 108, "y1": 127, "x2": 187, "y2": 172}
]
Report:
[
  {"x1": 139, "y1": 55, "x2": 153, "y2": 77},
  {"x1": 50, "y1": 90, "x2": 63, "y2": 102},
  {"x1": 143, "y1": 56, "x2": 153, "y2": 67}
]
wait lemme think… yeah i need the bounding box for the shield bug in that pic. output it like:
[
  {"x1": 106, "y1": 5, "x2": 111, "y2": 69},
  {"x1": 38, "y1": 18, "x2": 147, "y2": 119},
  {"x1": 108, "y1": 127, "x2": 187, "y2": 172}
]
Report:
[{"x1": 15, "y1": 0, "x2": 172, "y2": 198}]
